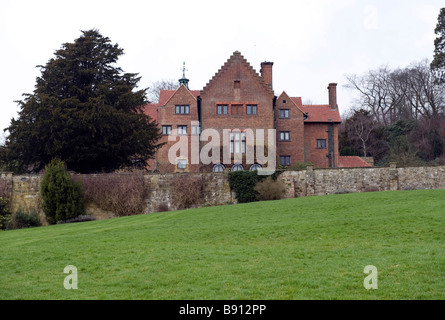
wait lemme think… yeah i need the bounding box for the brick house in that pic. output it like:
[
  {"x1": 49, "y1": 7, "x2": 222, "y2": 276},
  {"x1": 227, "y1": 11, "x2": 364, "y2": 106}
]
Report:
[{"x1": 144, "y1": 51, "x2": 368, "y2": 172}]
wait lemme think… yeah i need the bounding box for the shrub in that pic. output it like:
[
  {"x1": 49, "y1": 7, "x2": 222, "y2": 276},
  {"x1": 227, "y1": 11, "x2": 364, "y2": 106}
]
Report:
[
  {"x1": 171, "y1": 174, "x2": 205, "y2": 210},
  {"x1": 0, "y1": 197, "x2": 11, "y2": 230},
  {"x1": 40, "y1": 159, "x2": 85, "y2": 224},
  {"x1": 9, "y1": 210, "x2": 42, "y2": 229},
  {"x1": 58, "y1": 215, "x2": 97, "y2": 224},
  {"x1": 254, "y1": 176, "x2": 286, "y2": 201},
  {"x1": 228, "y1": 171, "x2": 265, "y2": 203},
  {"x1": 77, "y1": 172, "x2": 148, "y2": 216},
  {"x1": 334, "y1": 188, "x2": 352, "y2": 194},
  {"x1": 0, "y1": 179, "x2": 11, "y2": 199},
  {"x1": 157, "y1": 202, "x2": 169, "y2": 212}
]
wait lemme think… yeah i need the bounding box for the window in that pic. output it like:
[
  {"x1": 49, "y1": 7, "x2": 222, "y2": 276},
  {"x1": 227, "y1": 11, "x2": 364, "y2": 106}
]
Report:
[
  {"x1": 280, "y1": 131, "x2": 290, "y2": 141},
  {"x1": 162, "y1": 125, "x2": 172, "y2": 135},
  {"x1": 280, "y1": 109, "x2": 290, "y2": 118},
  {"x1": 177, "y1": 159, "x2": 187, "y2": 169},
  {"x1": 217, "y1": 105, "x2": 228, "y2": 115},
  {"x1": 177, "y1": 125, "x2": 187, "y2": 135},
  {"x1": 231, "y1": 164, "x2": 244, "y2": 172},
  {"x1": 230, "y1": 132, "x2": 246, "y2": 154},
  {"x1": 246, "y1": 105, "x2": 258, "y2": 115},
  {"x1": 234, "y1": 80, "x2": 241, "y2": 89},
  {"x1": 283, "y1": 100, "x2": 287, "y2": 103},
  {"x1": 317, "y1": 139, "x2": 327, "y2": 149},
  {"x1": 213, "y1": 163, "x2": 225, "y2": 172},
  {"x1": 249, "y1": 164, "x2": 262, "y2": 171},
  {"x1": 280, "y1": 156, "x2": 291, "y2": 166},
  {"x1": 231, "y1": 104, "x2": 243, "y2": 115},
  {"x1": 175, "y1": 105, "x2": 190, "y2": 114},
  {"x1": 191, "y1": 124, "x2": 201, "y2": 135}
]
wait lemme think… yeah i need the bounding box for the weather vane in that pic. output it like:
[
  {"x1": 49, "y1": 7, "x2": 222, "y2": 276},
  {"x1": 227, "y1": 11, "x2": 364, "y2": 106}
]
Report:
[{"x1": 181, "y1": 61, "x2": 188, "y2": 78}]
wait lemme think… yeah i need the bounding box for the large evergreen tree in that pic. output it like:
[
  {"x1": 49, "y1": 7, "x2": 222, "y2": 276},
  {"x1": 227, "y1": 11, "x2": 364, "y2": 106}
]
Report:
[
  {"x1": 3, "y1": 29, "x2": 162, "y2": 173},
  {"x1": 431, "y1": 8, "x2": 445, "y2": 83}
]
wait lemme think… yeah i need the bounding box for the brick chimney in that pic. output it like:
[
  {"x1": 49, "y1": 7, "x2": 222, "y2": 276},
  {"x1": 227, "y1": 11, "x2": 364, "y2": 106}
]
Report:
[
  {"x1": 328, "y1": 83, "x2": 337, "y2": 110},
  {"x1": 260, "y1": 62, "x2": 274, "y2": 89}
]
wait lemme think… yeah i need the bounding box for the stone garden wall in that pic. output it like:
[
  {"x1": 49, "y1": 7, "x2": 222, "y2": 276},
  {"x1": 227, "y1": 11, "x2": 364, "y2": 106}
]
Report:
[{"x1": 1, "y1": 164, "x2": 444, "y2": 222}]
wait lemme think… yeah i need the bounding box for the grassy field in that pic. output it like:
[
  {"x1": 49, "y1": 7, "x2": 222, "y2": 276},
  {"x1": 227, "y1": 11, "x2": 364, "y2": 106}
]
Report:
[{"x1": 0, "y1": 190, "x2": 444, "y2": 300}]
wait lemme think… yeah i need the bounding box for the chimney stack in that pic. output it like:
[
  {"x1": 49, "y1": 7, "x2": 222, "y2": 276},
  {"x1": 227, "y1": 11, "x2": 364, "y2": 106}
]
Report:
[
  {"x1": 260, "y1": 62, "x2": 274, "y2": 89},
  {"x1": 328, "y1": 83, "x2": 337, "y2": 110}
]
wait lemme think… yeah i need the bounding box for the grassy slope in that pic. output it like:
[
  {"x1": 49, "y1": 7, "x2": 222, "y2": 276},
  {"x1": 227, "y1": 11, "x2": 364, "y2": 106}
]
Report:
[{"x1": 0, "y1": 190, "x2": 444, "y2": 300}]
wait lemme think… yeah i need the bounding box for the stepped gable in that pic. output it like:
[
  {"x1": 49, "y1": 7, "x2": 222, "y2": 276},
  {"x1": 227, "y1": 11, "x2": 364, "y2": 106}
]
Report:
[{"x1": 200, "y1": 51, "x2": 274, "y2": 97}]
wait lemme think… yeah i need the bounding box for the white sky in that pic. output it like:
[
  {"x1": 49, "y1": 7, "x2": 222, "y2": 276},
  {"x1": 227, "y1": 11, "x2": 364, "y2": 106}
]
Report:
[{"x1": 0, "y1": 0, "x2": 443, "y2": 141}]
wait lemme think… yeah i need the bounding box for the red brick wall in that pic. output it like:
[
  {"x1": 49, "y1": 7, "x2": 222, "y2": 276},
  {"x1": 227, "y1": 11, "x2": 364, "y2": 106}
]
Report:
[
  {"x1": 199, "y1": 52, "x2": 275, "y2": 167},
  {"x1": 275, "y1": 92, "x2": 305, "y2": 166},
  {"x1": 304, "y1": 123, "x2": 340, "y2": 168},
  {"x1": 156, "y1": 85, "x2": 200, "y2": 172}
]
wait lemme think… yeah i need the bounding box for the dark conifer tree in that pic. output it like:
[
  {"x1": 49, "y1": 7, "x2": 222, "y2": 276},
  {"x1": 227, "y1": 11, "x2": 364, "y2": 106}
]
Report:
[
  {"x1": 3, "y1": 29, "x2": 162, "y2": 173},
  {"x1": 431, "y1": 8, "x2": 445, "y2": 83}
]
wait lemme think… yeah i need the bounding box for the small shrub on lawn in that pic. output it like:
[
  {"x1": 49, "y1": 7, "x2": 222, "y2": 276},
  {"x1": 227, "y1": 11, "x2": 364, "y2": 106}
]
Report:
[
  {"x1": 58, "y1": 215, "x2": 97, "y2": 224},
  {"x1": 41, "y1": 159, "x2": 85, "y2": 224},
  {"x1": 334, "y1": 188, "x2": 352, "y2": 194},
  {"x1": 157, "y1": 202, "x2": 169, "y2": 212},
  {"x1": 10, "y1": 210, "x2": 42, "y2": 229},
  {"x1": 171, "y1": 174, "x2": 205, "y2": 210},
  {"x1": 254, "y1": 176, "x2": 286, "y2": 201}
]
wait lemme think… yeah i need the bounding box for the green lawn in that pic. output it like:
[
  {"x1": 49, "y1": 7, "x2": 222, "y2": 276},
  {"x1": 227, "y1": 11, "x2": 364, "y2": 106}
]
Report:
[{"x1": 0, "y1": 190, "x2": 444, "y2": 300}]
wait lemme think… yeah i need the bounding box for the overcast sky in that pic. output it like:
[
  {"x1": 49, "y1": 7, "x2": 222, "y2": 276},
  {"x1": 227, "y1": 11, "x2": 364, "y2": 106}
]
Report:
[{"x1": 0, "y1": 0, "x2": 443, "y2": 141}]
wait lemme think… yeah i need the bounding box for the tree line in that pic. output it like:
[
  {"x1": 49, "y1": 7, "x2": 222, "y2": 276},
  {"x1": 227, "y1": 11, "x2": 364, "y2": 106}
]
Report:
[{"x1": 340, "y1": 8, "x2": 445, "y2": 166}]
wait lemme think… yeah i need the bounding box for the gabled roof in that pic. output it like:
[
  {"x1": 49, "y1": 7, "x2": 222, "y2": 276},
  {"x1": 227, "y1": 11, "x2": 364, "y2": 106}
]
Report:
[
  {"x1": 158, "y1": 87, "x2": 200, "y2": 106},
  {"x1": 292, "y1": 97, "x2": 341, "y2": 123},
  {"x1": 278, "y1": 92, "x2": 304, "y2": 114},
  {"x1": 201, "y1": 51, "x2": 274, "y2": 96},
  {"x1": 142, "y1": 103, "x2": 158, "y2": 122},
  {"x1": 338, "y1": 156, "x2": 372, "y2": 168}
]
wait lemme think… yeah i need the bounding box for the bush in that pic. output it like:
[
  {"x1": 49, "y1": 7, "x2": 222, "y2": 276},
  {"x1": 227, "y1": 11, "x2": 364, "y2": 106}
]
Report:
[
  {"x1": 0, "y1": 197, "x2": 11, "y2": 230},
  {"x1": 77, "y1": 172, "x2": 148, "y2": 216},
  {"x1": 228, "y1": 171, "x2": 265, "y2": 203},
  {"x1": 157, "y1": 202, "x2": 169, "y2": 212},
  {"x1": 41, "y1": 159, "x2": 85, "y2": 224},
  {"x1": 171, "y1": 174, "x2": 205, "y2": 210},
  {"x1": 9, "y1": 210, "x2": 42, "y2": 229},
  {"x1": 58, "y1": 215, "x2": 97, "y2": 224},
  {"x1": 334, "y1": 188, "x2": 352, "y2": 194},
  {"x1": 254, "y1": 176, "x2": 286, "y2": 201}
]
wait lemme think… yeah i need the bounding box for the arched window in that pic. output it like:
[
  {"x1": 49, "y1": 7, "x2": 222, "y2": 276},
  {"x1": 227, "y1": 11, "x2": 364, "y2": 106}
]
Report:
[
  {"x1": 213, "y1": 163, "x2": 225, "y2": 172},
  {"x1": 249, "y1": 164, "x2": 262, "y2": 171},
  {"x1": 231, "y1": 163, "x2": 244, "y2": 172}
]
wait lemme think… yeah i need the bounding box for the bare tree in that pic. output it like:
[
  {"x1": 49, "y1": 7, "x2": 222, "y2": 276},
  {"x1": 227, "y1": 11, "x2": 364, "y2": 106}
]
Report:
[
  {"x1": 147, "y1": 79, "x2": 179, "y2": 103},
  {"x1": 345, "y1": 67, "x2": 405, "y2": 126},
  {"x1": 344, "y1": 108, "x2": 376, "y2": 157},
  {"x1": 401, "y1": 60, "x2": 445, "y2": 119},
  {"x1": 345, "y1": 62, "x2": 445, "y2": 125}
]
